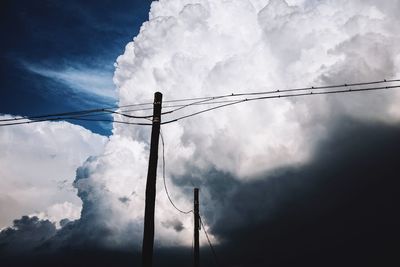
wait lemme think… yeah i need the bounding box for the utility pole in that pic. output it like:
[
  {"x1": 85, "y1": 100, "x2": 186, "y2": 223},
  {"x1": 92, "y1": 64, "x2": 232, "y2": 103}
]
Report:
[
  {"x1": 194, "y1": 188, "x2": 200, "y2": 267},
  {"x1": 142, "y1": 92, "x2": 163, "y2": 267}
]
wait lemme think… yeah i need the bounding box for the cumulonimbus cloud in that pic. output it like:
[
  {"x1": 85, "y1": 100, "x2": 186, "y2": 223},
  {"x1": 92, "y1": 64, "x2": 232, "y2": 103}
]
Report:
[
  {"x1": 2, "y1": 0, "x2": 400, "y2": 253},
  {"x1": 74, "y1": 0, "x2": 400, "y2": 248}
]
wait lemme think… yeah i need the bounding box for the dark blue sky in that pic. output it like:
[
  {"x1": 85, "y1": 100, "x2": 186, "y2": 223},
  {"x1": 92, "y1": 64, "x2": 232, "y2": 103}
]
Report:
[{"x1": 0, "y1": 0, "x2": 151, "y2": 135}]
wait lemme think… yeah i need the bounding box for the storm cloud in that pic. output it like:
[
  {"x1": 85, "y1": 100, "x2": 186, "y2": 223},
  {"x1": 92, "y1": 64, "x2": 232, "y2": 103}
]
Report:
[
  {"x1": 1, "y1": 119, "x2": 399, "y2": 266},
  {"x1": 210, "y1": 119, "x2": 400, "y2": 266},
  {"x1": 1, "y1": 0, "x2": 400, "y2": 266}
]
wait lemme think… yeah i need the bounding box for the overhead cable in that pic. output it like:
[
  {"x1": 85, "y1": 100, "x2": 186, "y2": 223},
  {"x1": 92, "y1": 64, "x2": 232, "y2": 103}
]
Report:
[
  {"x1": 117, "y1": 79, "x2": 400, "y2": 115},
  {"x1": 0, "y1": 103, "x2": 155, "y2": 123},
  {"x1": 0, "y1": 115, "x2": 152, "y2": 127},
  {"x1": 160, "y1": 128, "x2": 193, "y2": 214},
  {"x1": 160, "y1": 78, "x2": 400, "y2": 104},
  {"x1": 1, "y1": 79, "x2": 399, "y2": 127},
  {"x1": 161, "y1": 84, "x2": 400, "y2": 124}
]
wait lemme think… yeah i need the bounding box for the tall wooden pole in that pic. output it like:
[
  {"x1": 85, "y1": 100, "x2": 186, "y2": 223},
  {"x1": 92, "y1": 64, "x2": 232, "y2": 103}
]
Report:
[
  {"x1": 142, "y1": 92, "x2": 162, "y2": 267},
  {"x1": 194, "y1": 188, "x2": 200, "y2": 267}
]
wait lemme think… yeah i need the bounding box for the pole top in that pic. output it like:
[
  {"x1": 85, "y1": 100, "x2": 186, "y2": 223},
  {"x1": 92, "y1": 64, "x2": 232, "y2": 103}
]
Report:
[
  {"x1": 154, "y1": 91, "x2": 162, "y2": 99},
  {"x1": 154, "y1": 92, "x2": 162, "y2": 106}
]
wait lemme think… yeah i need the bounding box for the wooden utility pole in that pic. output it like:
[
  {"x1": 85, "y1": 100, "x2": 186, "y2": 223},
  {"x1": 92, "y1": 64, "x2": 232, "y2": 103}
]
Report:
[
  {"x1": 142, "y1": 92, "x2": 163, "y2": 267},
  {"x1": 194, "y1": 188, "x2": 200, "y2": 267}
]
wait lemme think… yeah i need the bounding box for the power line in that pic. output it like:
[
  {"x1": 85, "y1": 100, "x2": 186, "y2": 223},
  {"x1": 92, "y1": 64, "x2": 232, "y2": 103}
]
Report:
[
  {"x1": 160, "y1": 128, "x2": 193, "y2": 214},
  {"x1": 167, "y1": 97, "x2": 219, "y2": 113},
  {"x1": 213, "y1": 78, "x2": 400, "y2": 98},
  {"x1": 0, "y1": 102, "x2": 155, "y2": 123},
  {"x1": 116, "y1": 100, "x2": 240, "y2": 114},
  {"x1": 199, "y1": 215, "x2": 220, "y2": 267},
  {"x1": 0, "y1": 97, "x2": 226, "y2": 124},
  {"x1": 161, "y1": 78, "x2": 400, "y2": 103},
  {"x1": 68, "y1": 117, "x2": 152, "y2": 125},
  {"x1": 0, "y1": 108, "x2": 107, "y2": 122},
  {"x1": 0, "y1": 114, "x2": 152, "y2": 127},
  {"x1": 161, "y1": 84, "x2": 400, "y2": 124},
  {"x1": 1, "y1": 79, "x2": 399, "y2": 127},
  {"x1": 2, "y1": 78, "x2": 397, "y2": 122},
  {"x1": 2, "y1": 84, "x2": 398, "y2": 127},
  {"x1": 105, "y1": 109, "x2": 156, "y2": 119},
  {"x1": 122, "y1": 79, "x2": 400, "y2": 116}
]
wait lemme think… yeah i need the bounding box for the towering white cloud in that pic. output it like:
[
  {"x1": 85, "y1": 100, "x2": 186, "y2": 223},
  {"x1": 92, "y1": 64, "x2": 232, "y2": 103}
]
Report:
[
  {"x1": 6, "y1": 0, "x2": 398, "y2": 249},
  {"x1": 114, "y1": 0, "x2": 400, "y2": 177},
  {"x1": 69, "y1": 0, "x2": 400, "y2": 248},
  {"x1": 0, "y1": 117, "x2": 107, "y2": 229}
]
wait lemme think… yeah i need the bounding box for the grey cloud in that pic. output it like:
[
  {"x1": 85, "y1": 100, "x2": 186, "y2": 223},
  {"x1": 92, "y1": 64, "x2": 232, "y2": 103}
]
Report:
[
  {"x1": 206, "y1": 119, "x2": 400, "y2": 266},
  {"x1": 162, "y1": 219, "x2": 185, "y2": 232},
  {"x1": 118, "y1": 196, "x2": 131, "y2": 204},
  {"x1": 1, "y1": 118, "x2": 399, "y2": 267},
  {"x1": 0, "y1": 216, "x2": 56, "y2": 255}
]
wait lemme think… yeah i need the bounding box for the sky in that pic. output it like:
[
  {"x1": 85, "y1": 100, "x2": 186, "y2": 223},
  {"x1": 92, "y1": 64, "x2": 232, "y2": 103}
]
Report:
[
  {"x1": 1, "y1": 0, "x2": 400, "y2": 267},
  {"x1": 0, "y1": 0, "x2": 151, "y2": 135}
]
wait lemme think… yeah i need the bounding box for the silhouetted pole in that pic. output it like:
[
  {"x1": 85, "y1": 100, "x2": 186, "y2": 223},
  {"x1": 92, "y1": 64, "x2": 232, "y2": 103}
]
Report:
[
  {"x1": 194, "y1": 188, "x2": 200, "y2": 267},
  {"x1": 142, "y1": 92, "x2": 163, "y2": 267}
]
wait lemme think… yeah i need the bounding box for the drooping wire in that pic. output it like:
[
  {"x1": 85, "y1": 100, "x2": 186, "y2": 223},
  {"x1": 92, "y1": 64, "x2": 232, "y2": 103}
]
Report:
[
  {"x1": 101, "y1": 109, "x2": 155, "y2": 119},
  {"x1": 166, "y1": 96, "x2": 226, "y2": 113},
  {"x1": 68, "y1": 117, "x2": 152, "y2": 125},
  {"x1": 1, "y1": 79, "x2": 399, "y2": 126},
  {"x1": 0, "y1": 102, "x2": 156, "y2": 122},
  {"x1": 1, "y1": 78, "x2": 397, "y2": 122},
  {"x1": 0, "y1": 114, "x2": 153, "y2": 127},
  {"x1": 199, "y1": 214, "x2": 220, "y2": 267},
  {"x1": 0, "y1": 108, "x2": 106, "y2": 122},
  {"x1": 117, "y1": 99, "x2": 241, "y2": 114},
  {"x1": 161, "y1": 84, "x2": 400, "y2": 124},
  {"x1": 160, "y1": 128, "x2": 193, "y2": 214},
  {"x1": 0, "y1": 97, "x2": 218, "y2": 125},
  {"x1": 0, "y1": 108, "x2": 172, "y2": 127}
]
